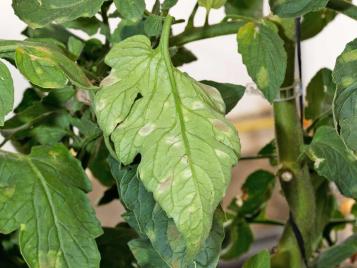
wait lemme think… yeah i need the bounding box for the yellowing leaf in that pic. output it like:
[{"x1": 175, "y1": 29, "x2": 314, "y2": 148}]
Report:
[{"x1": 95, "y1": 16, "x2": 240, "y2": 255}]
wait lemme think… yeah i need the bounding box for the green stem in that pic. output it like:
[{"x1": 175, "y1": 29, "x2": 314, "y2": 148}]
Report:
[
  {"x1": 327, "y1": 0, "x2": 357, "y2": 20},
  {"x1": 271, "y1": 21, "x2": 316, "y2": 268},
  {"x1": 239, "y1": 155, "x2": 275, "y2": 161},
  {"x1": 170, "y1": 21, "x2": 245, "y2": 46}
]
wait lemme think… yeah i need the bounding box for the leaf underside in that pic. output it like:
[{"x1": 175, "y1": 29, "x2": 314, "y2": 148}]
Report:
[{"x1": 95, "y1": 34, "x2": 240, "y2": 255}]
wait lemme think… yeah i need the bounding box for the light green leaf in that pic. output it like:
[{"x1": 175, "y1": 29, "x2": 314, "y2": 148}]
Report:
[
  {"x1": 12, "y1": 0, "x2": 105, "y2": 29},
  {"x1": 95, "y1": 17, "x2": 239, "y2": 255},
  {"x1": 0, "y1": 61, "x2": 14, "y2": 126},
  {"x1": 144, "y1": 15, "x2": 163, "y2": 37},
  {"x1": 109, "y1": 159, "x2": 225, "y2": 267},
  {"x1": 315, "y1": 234, "x2": 357, "y2": 268},
  {"x1": 243, "y1": 250, "x2": 271, "y2": 268},
  {"x1": 305, "y1": 68, "x2": 335, "y2": 120},
  {"x1": 225, "y1": 0, "x2": 264, "y2": 18},
  {"x1": 201, "y1": 80, "x2": 245, "y2": 113},
  {"x1": 0, "y1": 144, "x2": 102, "y2": 268},
  {"x1": 305, "y1": 126, "x2": 357, "y2": 199},
  {"x1": 67, "y1": 37, "x2": 84, "y2": 60},
  {"x1": 198, "y1": 0, "x2": 227, "y2": 10},
  {"x1": 237, "y1": 20, "x2": 287, "y2": 102},
  {"x1": 269, "y1": 0, "x2": 329, "y2": 17},
  {"x1": 8, "y1": 40, "x2": 93, "y2": 89},
  {"x1": 113, "y1": 0, "x2": 145, "y2": 23},
  {"x1": 162, "y1": 0, "x2": 179, "y2": 10}
]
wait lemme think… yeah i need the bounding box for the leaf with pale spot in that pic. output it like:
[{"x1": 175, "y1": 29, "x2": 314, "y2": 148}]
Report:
[
  {"x1": 0, "y1": 144, "x2": 102, "y2": 268},
  {"x1": 237, "y1": 20, "x2": 287, "y2": 102},
  {"x1": 95, "y1": 26, "x2": 240, "y2": 255},
  {"x1": 12, "y1": 0, "x2": 105, "y2": 28}
]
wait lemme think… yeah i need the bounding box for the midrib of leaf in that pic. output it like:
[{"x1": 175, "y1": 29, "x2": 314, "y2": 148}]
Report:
[
  {"x1": 160, "y1": 16, "x2": 204, "y2": 235},
  {"x1": 26, "y1": 158, "x2": 71, "y2": 267}
]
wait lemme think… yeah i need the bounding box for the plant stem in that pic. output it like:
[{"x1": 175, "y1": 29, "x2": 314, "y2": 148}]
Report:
[
  {"x1": 327, "y1": 0, "x2": 357, "y2": 20},
  {"x1": 271, "y1": 21, "x2": 316, "y2": 268},
  {"x1": 239, "y1": 155, "x2": 275, "y2": 161},
  {"x1": 170, "y1": 21, "x2": 245, "y2": 46}
]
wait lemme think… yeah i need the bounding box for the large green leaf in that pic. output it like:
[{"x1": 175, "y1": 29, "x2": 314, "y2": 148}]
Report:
[
  {"x1": 315, "y1": 234, "x2": 357, "y2": 268},
  {"x1": 200, "y1": 80, "x2": 245, "y2": 113},
  {"x1": 243, "y1": 250, "x2": 271, "y2": 268},
  {"x1": 0, "y1": 61, "x2": 14, "y2": 126},
  {"x1": 113, "y1": 0, "x2": 145, "y2": 23},
  {"x1": 305, "y1": 68, "x2": 335, "y2": 120},
  {"x1": 269, "y1": 0, "x2": 329, "y2": 17},
  {"x1": 333, "y1": 39, "x2": 357, "y2": 152},
  {"x1": 109, "y1": 159, "x2": 225, "y2": 267},
  {"x1": 0, "y1": 144, "x2": 102, "y2": 268},
  {"x1": 237, "y1": 20, "x2": 287, "y2": 102},
  {"x1": 305, "y1": 126, "x2": 357, "y2": 199},
  {"x1": 301, "y1": 9, "x2": 336, "y2": 40},
  {"x1": 12, "y1": 0, "x2": 105, "y2": 28},
  {"x1": 95, "y1": 17, "x2": 240, "y2": 255}
]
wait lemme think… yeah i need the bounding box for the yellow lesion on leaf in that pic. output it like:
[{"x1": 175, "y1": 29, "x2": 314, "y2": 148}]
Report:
[{"x1": 257, "y1": 66, "x2": 269, "y2": 89}]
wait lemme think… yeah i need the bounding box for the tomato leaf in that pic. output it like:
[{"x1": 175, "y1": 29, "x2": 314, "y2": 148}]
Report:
[
  {"x1": 0, "y1": 61, "x2": 14, "y2": 126},
  {"x1": 269, "y1": 0, "x2": 329, "y2": 17}
]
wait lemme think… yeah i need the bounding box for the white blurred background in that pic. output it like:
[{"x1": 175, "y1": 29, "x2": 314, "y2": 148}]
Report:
[{"x1": 0, "y1": 0, "x2": 356, "y2": 235}]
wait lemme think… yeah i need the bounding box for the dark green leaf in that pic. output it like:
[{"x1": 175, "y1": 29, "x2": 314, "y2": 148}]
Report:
[
  {"x1": 269, "y1": 0, "x2": 329, "y2": 17},
  {"x1": 237, "y1": 20, "x2": 287, "y2": 102},
  {"x1": 243, "y1": 250, "x2": 271, "y2": 268},
  {"x1": 97, "y1": 225, "x2": 136, "y2": 268},
  {"x1": 12, "y1": 0, "x2": 105, "y2": 28},
  {"x1": 111, "y1": 20, "x2": 145, "y2": 43},
  {"x1": 305, "y1": 68, "x2": 335, "y2": 120},
  {"x1": 162, "y1": 0, "x2": 179, "y2": 10},
  {"x1": 113, "y1": 0, "x2": 145, "y2": 23},
  {"x1": 97, "y1": 185, "x2": 118, "y2": 206},
  {"x1": 315, "y1": 234, "x2": 357, "y2": 268},
  {"x1": 23, "y1": 24, "x2": 75, "y2": 45},
  {"x1": 0, "y1": 144, "x2": 102, "y2": 268},
  {"x1": 225, "y1": 0, "x2": 264, "y2": 18},
  {"x1": 221, "y1": 218, "x2": 253, "y2": 260},
  {"x1": 170, "y1": 46, "x2": 198, "y2": 67},
  {"x1": 301, "y1": 9, "x2": 336, "y2": 40},
  {"x1": 62, "y1": 17, "x2": 102, "y2": 36},
  {"x1": 258, "y1": 141, "x2": 278, "y2": 166},
  {"x1": 305, "y1": 126, "x2": 357, "y2": 199},
  {"x1": 0, "y1": 61, "x2": 14, "y2": 126},
  {"x1": 201, "y1": 80, "x2": 245, "y2": 113}
]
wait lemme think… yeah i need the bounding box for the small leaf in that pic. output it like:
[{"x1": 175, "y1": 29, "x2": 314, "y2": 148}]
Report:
[
  {"x1": 144, "y1": 15, "x2": 163, "y2": 37},
  {"x1": 0, "y1": 61, "x2": 14, "y2": 126},
  {"x1": 0, "y1": 144, "x2": 102, "y2": 268},
  {"x1": 237, "y1": 20, "x2": 287, "y2": 102},
  {"x1": 269, "y1": 0, "x2": 329, "y2": 17},
  {"x1": 201, "y1": 80, "x2": 245, "y2": 113},
  {"x1": 67, "y1": 37, "x2": 84, "y2": 60},
  {"x1": 95, "y1": 29, "x2": 240, "y2": 254},
  {"x1": 198, "y1": 0, "x2": 227, "y2": 10},
  {"x1": 10, "y1": 41, "x2": 93, "y2": 89},
  {"x1": 301, "y1": 9, "x2": 336, "y2": 40},
  {"x1": 162, "y1": 0, "x2": 179, "y2": 10},
  {"x1": 170, "y1": 46, "x2": 198, "y2": 67},
  {"x1": 62, "y1": 17, "x2": 102, "y2": 36},
  {"x1": 315, "y1": 234, "x2": 357, "y2": 268},
  {"x1": 258, "y1": 141, "x2": 278, "y2": 166},
  {"x1": 305, "y1": 126, "x2": 357, "y2": 199},
  {"x1": 243, "y1": 250, "x2": 271, "y2": 268},
  {"x1": 305, "y1": 68, "x2": 335, "y2": 120},
  {"x1": 113, "y1": 0, "x2": 146, "y2": 23},
  {"x1": 12, "y1": 0, "x2": 105, "y2": 28},
  {"x1": 225, "y1": 0, "x2": 264, "y2": 18},
  {"x1": 111, "y1": 20, "x2": 145, "y2": 43}
]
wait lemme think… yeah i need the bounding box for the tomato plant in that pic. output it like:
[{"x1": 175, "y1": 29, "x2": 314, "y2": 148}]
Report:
[{"x1": 0, "y1": 0, "x2": 356, "y2": 267}]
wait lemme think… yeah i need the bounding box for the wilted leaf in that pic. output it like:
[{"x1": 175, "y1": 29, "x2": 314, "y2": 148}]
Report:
[
  {"x1": 0, "y1": 144, "x2": 102, "y2": 268},
  {"x1": 0, "y1": 61, "x2": 14, "y2": 126},
  {"x1": 305, "y1": 126, "x2": 357, "y2": 199},
  {"x1": 95, "y1": 19, "x2": 240, "y2": 255},
  {"x1": 269, "y1": 0, "x2": 329, "y2": 17},
  {"x1": 237, "y1": 20, "x2": 287, "y2": 102},
  {"x1": 12, "y1": 0, "x2": 105, "y2": 28},
  {"x1": 201, "y1": 80, "x2": 245, "y2": 113}
]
